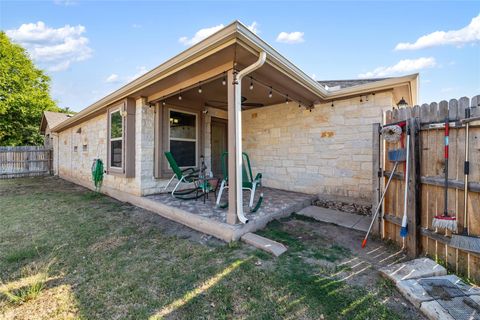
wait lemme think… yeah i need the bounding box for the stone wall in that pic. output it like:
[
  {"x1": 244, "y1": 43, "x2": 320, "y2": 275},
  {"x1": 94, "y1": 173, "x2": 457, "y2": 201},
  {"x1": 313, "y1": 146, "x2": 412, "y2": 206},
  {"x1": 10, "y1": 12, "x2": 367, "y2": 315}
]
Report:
[
  {"x1": 55, "y1": 92, "x2": 394, "y2": 203},
  {"x1": 55, "y1": 98, "x2": 169, "y2": 196},
  {"x1": 242, "y1": 92, "x2": 394, "y2": 204}
]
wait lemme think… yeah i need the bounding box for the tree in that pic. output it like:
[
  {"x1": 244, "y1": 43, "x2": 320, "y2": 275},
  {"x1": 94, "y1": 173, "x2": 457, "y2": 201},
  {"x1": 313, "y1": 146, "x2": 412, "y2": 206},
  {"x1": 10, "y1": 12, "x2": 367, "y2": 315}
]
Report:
[{"x1": 0, "y1": 32, "x2": 60, "y2": 146}]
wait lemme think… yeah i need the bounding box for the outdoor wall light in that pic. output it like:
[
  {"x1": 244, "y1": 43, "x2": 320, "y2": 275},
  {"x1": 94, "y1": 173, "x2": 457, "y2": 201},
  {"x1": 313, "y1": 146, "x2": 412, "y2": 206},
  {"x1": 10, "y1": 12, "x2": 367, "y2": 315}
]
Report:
[{"x1": 397, "y1": 97, "x2": 408, "y2": 108}]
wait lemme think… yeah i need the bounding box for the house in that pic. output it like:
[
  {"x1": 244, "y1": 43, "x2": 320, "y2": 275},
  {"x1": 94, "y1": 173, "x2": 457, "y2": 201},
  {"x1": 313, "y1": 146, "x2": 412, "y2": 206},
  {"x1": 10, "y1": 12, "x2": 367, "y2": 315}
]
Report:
[
  {"x1": 40, "y1": 111, "x2": 73, "y2": 148},
  {"x1": 50, "y1": 21, "x2": 417, "y2": 240}
]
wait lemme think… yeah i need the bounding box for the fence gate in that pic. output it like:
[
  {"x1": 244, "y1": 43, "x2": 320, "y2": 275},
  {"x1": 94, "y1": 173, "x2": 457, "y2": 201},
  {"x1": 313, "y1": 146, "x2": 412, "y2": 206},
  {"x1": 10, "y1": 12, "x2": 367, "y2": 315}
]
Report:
[
  {"x1": 0, "y1": 146, "x2": 53, "y2": 179},
  {"x1": 373, "y1": 95, "x2": 480, "y2": 284}
]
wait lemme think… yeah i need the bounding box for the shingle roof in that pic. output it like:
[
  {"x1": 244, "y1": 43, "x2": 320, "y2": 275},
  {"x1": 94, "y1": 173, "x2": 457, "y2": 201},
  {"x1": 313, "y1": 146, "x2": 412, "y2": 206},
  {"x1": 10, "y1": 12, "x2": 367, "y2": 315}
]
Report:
[
  {"x1": 40, "y1": 111, "x2": 74, "y2": 133},
  {"x1": 317, "y1": 78, "x2": 388, "y2": 91}
]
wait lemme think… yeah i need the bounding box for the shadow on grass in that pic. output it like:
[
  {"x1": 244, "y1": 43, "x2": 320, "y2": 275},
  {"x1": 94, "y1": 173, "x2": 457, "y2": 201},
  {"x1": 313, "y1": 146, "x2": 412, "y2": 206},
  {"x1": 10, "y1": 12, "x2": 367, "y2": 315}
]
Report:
[{"x1": 1, "y1": 178, "x2": 404, "y2": 319}]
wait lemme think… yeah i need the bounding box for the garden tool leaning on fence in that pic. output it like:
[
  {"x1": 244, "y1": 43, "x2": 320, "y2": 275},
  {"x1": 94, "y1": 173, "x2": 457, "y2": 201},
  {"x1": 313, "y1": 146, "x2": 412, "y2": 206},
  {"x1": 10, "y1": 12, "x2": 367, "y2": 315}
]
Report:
[
  {"x1": 362, "y1": 121, "x2": 407, "y2": 248},
  {"x1": 450, "y1": 107, "x2": 480, "y2": 254},
  {"x1": 432, "y1": 117, "x2": 457, "y2": 232}
]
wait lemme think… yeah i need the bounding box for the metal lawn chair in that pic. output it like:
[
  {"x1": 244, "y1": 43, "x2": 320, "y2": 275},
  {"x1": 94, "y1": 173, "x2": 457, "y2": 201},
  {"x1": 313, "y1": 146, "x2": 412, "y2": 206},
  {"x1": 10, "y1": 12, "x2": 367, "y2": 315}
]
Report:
[
  {"x1": 215, "y1": 152, "x2": 263, "y2": 212},
  {"x1": 163, "y1": 151, "x2": 200, "y2": 199}
]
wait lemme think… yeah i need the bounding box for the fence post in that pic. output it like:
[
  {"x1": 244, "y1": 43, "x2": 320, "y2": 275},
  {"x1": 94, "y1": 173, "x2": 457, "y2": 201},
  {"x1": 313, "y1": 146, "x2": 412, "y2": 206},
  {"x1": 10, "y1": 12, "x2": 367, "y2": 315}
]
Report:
[
  {"x1": 406, "y1": 117, "x2": 421, "y2": 258},
  {"x1": 372, "y1": 123, "x2": 381, "y2": 235}
]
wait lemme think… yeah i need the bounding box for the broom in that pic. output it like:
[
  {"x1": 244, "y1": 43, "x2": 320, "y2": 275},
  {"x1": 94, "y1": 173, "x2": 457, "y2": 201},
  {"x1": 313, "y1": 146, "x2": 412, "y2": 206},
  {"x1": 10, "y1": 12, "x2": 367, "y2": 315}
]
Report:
[
  {"x1": 400, "y1": 123, "x2": 410, "y2": 238},
  {"x1": 450, "y1": 107, "x2": 480, "y2": 253},
  {"x1": 432, "y1": 117, "x2": 457, "y2": 231}
]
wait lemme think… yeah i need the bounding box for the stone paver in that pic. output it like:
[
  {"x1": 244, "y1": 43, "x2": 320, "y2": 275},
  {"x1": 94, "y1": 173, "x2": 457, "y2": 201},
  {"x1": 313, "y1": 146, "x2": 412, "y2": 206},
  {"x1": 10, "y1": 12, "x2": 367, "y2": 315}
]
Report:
[
  {"x1": 298, "y1": 206, "x2": 371, "y2": 232},
  {"x1": 241, "y1": 232, "x2": 287, "y2": 256},
  {"x1": 386, "y1": 261, "x2": 480, "y2": 320},
  {"x1": 379, "y1": 257, "x2": 447, "y2": 283}
]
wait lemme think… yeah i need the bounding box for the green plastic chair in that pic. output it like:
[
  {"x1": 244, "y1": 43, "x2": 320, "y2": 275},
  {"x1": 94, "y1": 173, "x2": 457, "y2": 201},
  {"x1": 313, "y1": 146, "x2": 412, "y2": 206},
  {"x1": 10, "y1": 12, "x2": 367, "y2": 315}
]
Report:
[
  {"x1": 163, "y1": 151, "x2": 199, "y2": 197},
  {"x1": 216, "y1": 152, "x2": 263, "y2": 211}
]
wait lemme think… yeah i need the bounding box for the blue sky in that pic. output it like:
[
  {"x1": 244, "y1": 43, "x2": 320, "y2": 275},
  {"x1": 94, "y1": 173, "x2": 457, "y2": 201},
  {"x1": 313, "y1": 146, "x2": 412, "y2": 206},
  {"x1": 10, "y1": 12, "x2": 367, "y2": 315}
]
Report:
[{"x1": 1, "y1": 0, "x2": 479, "y2": 111}]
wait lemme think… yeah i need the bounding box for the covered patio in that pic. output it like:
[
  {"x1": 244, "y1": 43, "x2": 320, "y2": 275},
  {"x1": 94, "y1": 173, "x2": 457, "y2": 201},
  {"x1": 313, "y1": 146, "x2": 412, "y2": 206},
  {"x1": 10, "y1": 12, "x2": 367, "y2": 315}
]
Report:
[{"x1": 135, "y1": 23, "x2": 324, "y2": 229}]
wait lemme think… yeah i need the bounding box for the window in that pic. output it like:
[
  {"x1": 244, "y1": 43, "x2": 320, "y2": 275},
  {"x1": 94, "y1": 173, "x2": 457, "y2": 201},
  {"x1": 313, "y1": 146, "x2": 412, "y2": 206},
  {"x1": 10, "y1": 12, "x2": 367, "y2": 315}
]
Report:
[
  {"x1": 73, "y1": 146, "x2": 78, "y2": 152},
  {"x1": 169, "y1": 110, "x2": 197, "y2": 167},
  {"x1": 82, "y1": 144, "x2": 88, "y2": 152},
  {"x1": 110, "y1": 109, "x2": 123, "y2": 168}
]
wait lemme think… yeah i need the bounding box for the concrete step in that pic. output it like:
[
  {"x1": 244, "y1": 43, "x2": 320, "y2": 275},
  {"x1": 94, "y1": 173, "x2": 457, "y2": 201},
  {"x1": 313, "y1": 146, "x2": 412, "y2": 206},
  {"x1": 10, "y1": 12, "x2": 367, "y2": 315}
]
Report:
[
  {"x1": 379, "y1": 257, "x2": 447, "y2": 284},
  {"x1": 298, "y1": 206, "x2": 371, "y2": 232},
  {"x1": 241, "y1": 232, "x2": 287, "y2": 256}
]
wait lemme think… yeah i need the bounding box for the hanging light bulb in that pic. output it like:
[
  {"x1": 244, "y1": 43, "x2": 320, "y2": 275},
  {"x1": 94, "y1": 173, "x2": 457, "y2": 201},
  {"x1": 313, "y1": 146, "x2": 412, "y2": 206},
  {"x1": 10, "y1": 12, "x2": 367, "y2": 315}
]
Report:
[
  {"x1": 331, "y1": 101, "x2": 334, "y2": 107},
  {"x1": 249, "y1": 78, "x2": 254, "y2": 90},
  {"x1": 268, "y1": 87, "x2": 273, "y2": 98},
  {"x1": 162, "y1": 101, "x2": 166, "y2": 106},
  {"x1": 298, "y1": 104, "x2": 301, "y2": 108},
  {"x1": 198, "y1": 86, "x2": 202, "y2": 94},
  {"x1": 178, "y1": 94, "x2": 182, "y2": 101},
  {"x1": 222, "y1": 73, "x2": 226, "y2": 86},
  {"x1": 360, "y1": 96, "x2": 363, "y2": 103},
  {"x1": 285, "y1": 94, "x2": 289, "y2": 104}
]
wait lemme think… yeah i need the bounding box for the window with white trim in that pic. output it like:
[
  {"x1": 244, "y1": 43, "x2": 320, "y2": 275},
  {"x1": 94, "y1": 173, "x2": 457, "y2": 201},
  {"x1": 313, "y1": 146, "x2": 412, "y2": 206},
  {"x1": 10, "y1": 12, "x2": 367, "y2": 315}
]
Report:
[
  {"x1": 109, "y1": 109, "x2": 123, "y2": 168},
  {"x1": 168, "y1": 109, "x2": 197, "y2": 167}
]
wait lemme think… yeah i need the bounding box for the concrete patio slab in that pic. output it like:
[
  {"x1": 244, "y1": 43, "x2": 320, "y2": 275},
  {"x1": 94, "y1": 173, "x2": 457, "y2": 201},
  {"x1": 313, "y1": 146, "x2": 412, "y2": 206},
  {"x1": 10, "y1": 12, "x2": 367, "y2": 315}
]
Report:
[
  {"x1": 298, "y1": 206, "x2": 372, "y2": 232},
  {"x1": 379, "y1": 258, "x2": 447, "y2": 284},
  {"x1": 241, "y1": 232, "x2": 287, "y2": 256}
]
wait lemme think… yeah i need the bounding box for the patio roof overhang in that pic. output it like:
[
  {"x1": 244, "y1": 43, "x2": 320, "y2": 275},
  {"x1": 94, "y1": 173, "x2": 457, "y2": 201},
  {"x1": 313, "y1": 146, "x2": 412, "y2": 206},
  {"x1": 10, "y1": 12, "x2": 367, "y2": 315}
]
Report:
[{"x1": 51, "y1": 20, "x2": 418, "y2": 132}]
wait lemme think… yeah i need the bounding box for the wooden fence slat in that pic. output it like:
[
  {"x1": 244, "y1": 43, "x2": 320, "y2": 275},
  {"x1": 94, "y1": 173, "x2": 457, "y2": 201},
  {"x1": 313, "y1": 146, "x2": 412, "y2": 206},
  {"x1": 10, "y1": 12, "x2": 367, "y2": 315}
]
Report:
[{"x1": 0, "y1": 146, "x2": 52, "y2": 179}]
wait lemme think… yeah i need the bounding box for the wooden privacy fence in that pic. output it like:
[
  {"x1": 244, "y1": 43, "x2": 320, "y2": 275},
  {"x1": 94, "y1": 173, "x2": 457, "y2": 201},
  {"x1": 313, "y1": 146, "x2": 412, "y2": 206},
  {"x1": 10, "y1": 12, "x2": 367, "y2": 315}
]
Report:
[
  {"x1": 372, "y1": 95, "x2": 480, "y2": 283},
  {"x1": 0, "y1": 146, "x2": 53, "y2": 179}
]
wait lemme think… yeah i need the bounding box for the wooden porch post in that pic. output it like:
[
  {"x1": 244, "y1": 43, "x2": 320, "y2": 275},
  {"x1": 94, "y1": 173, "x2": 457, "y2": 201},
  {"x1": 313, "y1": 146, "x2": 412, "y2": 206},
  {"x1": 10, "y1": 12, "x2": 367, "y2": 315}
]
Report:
[{"x1": 226, "y1": 69, "x2": 238, "y2": 224}]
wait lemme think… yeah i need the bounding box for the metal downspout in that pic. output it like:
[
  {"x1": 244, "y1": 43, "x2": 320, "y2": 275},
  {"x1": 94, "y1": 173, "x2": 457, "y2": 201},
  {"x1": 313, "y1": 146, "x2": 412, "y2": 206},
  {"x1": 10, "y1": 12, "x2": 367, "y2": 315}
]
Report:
[{"x1": 234, "y1": 51, "x2": 267, "y2": 224}]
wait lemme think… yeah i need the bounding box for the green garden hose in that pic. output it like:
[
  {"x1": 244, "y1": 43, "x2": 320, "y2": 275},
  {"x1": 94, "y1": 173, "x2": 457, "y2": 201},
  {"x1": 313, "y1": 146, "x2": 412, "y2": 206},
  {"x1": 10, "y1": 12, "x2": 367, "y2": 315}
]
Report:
[{"x1": 91, "y1": 159, "x2": 104, "y2": 192}]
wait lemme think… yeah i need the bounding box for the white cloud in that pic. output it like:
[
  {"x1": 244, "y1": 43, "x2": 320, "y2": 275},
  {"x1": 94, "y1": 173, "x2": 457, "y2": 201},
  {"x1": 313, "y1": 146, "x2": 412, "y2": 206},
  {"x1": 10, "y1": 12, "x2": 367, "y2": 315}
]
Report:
[
  {"x1": 105, "y1": 66, "x2": 149, "y2": 84},
  {"x1": 6, "y1": 21, "x2": 92, "y2": 72},
  {"x1": 247, "y1": 21, "x2": 259, "y2": 34},
  {"x1": 395, "y1": 14, "x2": 480, "y2": 50},
  {"x1": 53, "y1": 0, "x2": 77, "y2": 6},
  {"x1": 128, "y1": 66, "x2": 148, "y2": 81},
  {"x1": 179, "y1": 24, "x2": 224, "y2": 46},
  {"x1": 358, "y1": 57, "x2": 436, "y2": 78},
  {"x1": 105, "y1": 74, "x2": 120, "y2": 83},
  {"x1": 276, "y1": 31, "x2": 304, "y2": 44}
]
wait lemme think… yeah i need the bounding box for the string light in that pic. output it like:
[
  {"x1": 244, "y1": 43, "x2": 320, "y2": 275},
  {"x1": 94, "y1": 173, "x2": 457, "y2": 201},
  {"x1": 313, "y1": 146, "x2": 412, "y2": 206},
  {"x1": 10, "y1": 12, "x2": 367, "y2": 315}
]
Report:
[
  {"x1": 222, "y1": 72, "x2": 226, "y2": 86},
  {"x1": 249, "y1": 77, "x2": 254, "y2": 90},
  {"x1": 162, "y1": 101, "x2": 166, "y2": 106},
  {"x1": 198, "y1": 86, "x2": 202, "y2": 94},
  {"x1": 268, "y1": 87, "x2": 273, "y2": 98},
  {"x1": 286, "y1": 94, "x2": 289, "y2": 104},
  {"x1": 178, "y1": 94, "x2": 182, "y2": 100}
]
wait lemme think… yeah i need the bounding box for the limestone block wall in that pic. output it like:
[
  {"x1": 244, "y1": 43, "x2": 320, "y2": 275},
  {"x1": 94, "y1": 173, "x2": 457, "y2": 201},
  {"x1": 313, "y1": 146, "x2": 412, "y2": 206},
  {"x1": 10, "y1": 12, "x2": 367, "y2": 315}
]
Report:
[
  {"x1": 55, "y1": 98, "x2": 170, "y2": 196},
  {"x1": 242, "y1": 92, "x2": 394, "y2": 204}
]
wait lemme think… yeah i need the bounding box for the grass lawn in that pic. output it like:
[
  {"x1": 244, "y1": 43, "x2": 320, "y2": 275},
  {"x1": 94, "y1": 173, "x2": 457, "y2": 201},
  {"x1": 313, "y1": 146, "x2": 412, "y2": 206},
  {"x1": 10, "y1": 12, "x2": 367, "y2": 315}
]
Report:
[{"x1": 0, "y1": 177, "x2": 419, "y2": 319}]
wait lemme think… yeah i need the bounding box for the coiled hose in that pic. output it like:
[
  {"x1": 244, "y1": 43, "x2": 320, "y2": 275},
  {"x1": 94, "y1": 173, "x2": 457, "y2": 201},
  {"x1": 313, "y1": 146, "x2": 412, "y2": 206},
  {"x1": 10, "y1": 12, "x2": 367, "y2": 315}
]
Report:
[{"x1": 91, "y1": 158, "x2": 104, "y2": 192}]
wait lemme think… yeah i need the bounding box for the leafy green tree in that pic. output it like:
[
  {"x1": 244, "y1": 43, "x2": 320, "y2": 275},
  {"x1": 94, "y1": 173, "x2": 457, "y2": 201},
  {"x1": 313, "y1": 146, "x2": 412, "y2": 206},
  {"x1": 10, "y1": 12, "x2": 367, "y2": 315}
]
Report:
[{"x1": 0, "y1": 31, "x2": 60, "y2": 146}]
